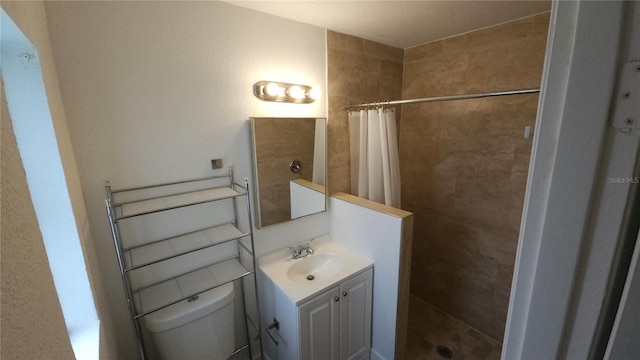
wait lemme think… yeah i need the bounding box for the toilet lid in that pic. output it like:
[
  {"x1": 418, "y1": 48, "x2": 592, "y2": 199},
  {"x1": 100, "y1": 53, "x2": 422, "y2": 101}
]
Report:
[{"x1": 144, "y1": 282, "x2": 234, "y2": 332}]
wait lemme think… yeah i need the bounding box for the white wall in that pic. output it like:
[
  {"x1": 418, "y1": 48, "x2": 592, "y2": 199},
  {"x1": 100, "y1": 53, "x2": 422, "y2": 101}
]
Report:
[
  {"x1": 2, "y1": 7, "x2": 99, "y2": 343},
  {"x1": 605, "y1": 232, "x2": 640, "y2": 359},
  {"x1": 1, "y1": 62, "x2": 76, "y2": 360},
  {"x1": 603, "y1": 4, "x2": 640, "y2": 357},
  {"x1": 44, "y1": 1, "x2": 328, "y2": 356},
  {"x1": 330, "y1": 197, "x2": 405, "y2": 360},
  {"x1": 290, "y1": 180, "x2": 326, "y2": 219},
  {"x1": 1, "y1": 1, "x2": 119, "y2": 358},
  {"x1": 503, "y1": 1, "x2": 638, "y2": 359}
]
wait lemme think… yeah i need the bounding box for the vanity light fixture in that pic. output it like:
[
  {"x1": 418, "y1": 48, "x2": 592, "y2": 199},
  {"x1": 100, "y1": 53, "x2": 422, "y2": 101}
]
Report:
[
  {"x1": 253, "y1": 81, "x2": 319, "y2": 103},
  {"x1": 288, "y1": 85, "x2": 306, "y2": 100}
]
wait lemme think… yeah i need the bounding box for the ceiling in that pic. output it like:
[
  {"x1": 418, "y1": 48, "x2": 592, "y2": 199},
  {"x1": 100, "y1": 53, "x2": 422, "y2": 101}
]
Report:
[{"x1": 225, "y1": 0, "x2": 551, "y2": 49}]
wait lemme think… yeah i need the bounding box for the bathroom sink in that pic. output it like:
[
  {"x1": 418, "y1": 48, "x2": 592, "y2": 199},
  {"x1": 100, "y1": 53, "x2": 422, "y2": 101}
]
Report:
[
  {"x1": 259, "y1": 238, "x2": 373, "y2": 304},
  {"x1": 286, "y1": 254, "x2": 343, "y2": 284}
]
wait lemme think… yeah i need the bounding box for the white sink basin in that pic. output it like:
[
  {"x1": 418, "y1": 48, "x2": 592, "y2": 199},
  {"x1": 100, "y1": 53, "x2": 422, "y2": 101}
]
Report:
[
  {"x1": 286, "y1": 254, "x2": 343, "y2": 283},
  {"x1": 260, "y1": 239, "x2": 373, "y2": 304}
]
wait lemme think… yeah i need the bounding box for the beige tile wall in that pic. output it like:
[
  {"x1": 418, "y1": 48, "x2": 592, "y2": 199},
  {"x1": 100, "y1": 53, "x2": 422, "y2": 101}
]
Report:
[
  {"x1": 253, "y1": 117, "x2": 316, "y2": 226},
  {"x1": 401, "y1": 13, "x2": 549, "y2": 341},
  {"x1": 327, "y1": 31, "x2": 404, "y2": 194}
]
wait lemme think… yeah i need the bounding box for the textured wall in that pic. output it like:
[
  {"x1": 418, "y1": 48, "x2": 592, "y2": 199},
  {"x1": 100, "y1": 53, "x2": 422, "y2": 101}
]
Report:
[
  {"x1": 44, "y1": 2, "x2": 328, "y2": 356},
  {"x1": 401, "y1": 13, "x2": 549, "y2": 341},
  {"x1": 327, "y1": 31, "x2": 404, "y2": 194},
  {"x1": 1, "y1": 1, "x2": 119, "y2": 358},
  {"x1": 254, "y1": 117, "x2": 316, "y2": 226},
  {"x1": 1, "y1": 83, "x2": 75, "y2": 360}
]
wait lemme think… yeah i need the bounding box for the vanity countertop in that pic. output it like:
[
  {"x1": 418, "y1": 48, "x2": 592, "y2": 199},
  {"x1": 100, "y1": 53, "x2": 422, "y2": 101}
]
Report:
[{"x1": 260, "y1": 240, "x2": 373, "y2": 305}]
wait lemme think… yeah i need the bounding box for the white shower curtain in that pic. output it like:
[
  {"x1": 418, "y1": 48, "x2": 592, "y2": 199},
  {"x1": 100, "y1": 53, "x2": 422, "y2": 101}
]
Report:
[{"x1": 348, "y1": 107, "x2": 401, "y2": 208}]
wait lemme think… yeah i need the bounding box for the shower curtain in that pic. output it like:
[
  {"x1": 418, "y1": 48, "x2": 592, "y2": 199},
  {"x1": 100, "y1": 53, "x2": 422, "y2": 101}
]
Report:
[{"x1": 348, "y1": 107, "x2": 401, "y2": 208}]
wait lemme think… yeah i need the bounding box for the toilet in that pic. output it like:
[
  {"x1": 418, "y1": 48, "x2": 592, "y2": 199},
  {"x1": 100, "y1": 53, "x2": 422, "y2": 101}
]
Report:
[{"x1": 144, "y1": 282, "x2": 235, "y2": 360}]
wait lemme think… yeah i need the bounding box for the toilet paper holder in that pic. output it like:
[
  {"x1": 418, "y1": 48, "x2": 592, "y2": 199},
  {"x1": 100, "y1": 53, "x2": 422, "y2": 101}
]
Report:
[{"x1": 266, "y1": 318, "x2": 280, "y2": 346}]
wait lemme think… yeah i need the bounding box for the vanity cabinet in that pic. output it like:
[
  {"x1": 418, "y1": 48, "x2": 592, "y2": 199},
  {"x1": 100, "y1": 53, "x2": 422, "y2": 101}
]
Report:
[
  {"x1": 299, "y1": 286, "x2": 340, "y2": 359},
  {"x1": 338, "y1": 269, "x2": 373, "y2": 360},
  {"x1": 300, "y1": 269, "x2": 373, "y2": 360},
  {"x1": 270, "y1": 268, "x2": 373, "y2": 360}
]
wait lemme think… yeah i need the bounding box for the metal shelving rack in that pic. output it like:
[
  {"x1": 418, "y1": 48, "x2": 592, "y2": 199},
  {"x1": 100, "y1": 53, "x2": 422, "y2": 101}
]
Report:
[{"x1": 105, "y1": 168, "x2": 262, "y2": 360}]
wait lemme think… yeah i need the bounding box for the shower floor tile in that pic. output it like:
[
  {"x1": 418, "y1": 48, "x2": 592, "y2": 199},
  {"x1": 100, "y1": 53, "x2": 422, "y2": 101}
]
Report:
[{"x1": 406, "y1": 295, "x2": 502, "y2": 360}]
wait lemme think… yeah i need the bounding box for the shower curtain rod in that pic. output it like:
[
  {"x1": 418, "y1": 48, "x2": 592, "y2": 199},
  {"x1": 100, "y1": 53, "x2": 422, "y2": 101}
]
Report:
[{"x1": 344, "y1": 88, "x2": 540, "y2": 110}]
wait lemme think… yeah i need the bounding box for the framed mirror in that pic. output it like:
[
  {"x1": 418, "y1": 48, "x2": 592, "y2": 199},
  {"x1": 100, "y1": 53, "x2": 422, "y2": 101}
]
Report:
[{"x1": 250, "y1": 117, "x2": 327, "y2": 228}]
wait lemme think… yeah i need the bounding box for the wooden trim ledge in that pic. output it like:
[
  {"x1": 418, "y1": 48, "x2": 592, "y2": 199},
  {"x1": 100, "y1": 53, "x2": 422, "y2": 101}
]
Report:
[
  {"x1": 291, "y1": 178, "x2": 326, "y2": 193},
  {"x1": 331, "y1": 192, "x2": 413, "y2": 219}
]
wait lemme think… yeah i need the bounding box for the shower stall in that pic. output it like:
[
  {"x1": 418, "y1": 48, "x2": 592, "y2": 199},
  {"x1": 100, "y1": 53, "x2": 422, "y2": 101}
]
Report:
[{"x1": 327, "y1": 10, "x2": 550, "y2": 359}]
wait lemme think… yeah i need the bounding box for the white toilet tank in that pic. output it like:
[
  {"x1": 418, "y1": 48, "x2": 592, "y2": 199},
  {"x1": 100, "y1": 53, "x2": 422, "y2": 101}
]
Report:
[{"x1": 144, "y1": 282, "x2": 235, "y2": 360}]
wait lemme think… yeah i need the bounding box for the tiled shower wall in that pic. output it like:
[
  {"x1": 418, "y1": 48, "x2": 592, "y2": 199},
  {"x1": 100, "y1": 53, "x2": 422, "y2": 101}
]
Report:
[
  {"x1": 400, "y1": 13, "x2": 549, "y2": 341},
  {"x1": 327, "y1": 30, "x2": 404, "y2": 194},
  {"x1": 326, "y1": 12, "x2": 549, "y2": 342}
]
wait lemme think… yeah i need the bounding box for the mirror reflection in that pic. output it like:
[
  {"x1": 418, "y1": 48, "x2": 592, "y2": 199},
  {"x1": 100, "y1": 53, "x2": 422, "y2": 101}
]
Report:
[{"x1": 250, "y1": 117, "x2": 327, "y2": 228}]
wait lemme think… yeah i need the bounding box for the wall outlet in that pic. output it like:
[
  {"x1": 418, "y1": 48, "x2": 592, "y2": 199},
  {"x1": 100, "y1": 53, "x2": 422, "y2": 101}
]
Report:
[{"x1": 211, "y1": 158, "x2": 223, "y2": 169}]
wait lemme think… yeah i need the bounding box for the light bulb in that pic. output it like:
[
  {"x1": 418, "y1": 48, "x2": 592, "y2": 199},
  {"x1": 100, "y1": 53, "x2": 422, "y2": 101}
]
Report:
[
  {"x1": 288, "y1": 86, "x2": 306, "y2": 99},
  {"x1": 308, "y1": 87, "x2": 321, "y2": 100},
  {"x1": 264, "y1": 82, "x2": 284, "y2": 97}
]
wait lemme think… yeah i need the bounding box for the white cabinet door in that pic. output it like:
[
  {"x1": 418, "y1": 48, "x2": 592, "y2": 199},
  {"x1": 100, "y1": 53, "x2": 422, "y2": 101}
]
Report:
[
  {"x1": 339, "y1": 269, "x2": 373, "y2": 360},
  {"x1": 299, "y1": 286, "x2": 340, "y2": 360}
]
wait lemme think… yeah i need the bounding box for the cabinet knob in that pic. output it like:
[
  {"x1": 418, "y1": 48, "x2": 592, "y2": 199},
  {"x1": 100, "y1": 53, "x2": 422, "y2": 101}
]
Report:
[
  {"x1": 334, "y1": 296, "x2": 339, "y2": 302},
  {"x1": 343, "y1": 291, "x2": 348, "y2": 297}
]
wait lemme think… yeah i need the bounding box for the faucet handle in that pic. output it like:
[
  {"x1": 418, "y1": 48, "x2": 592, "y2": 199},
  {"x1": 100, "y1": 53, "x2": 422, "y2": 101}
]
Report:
[
  {"x1": 305, "y1": 240, "x2": 315, "y2": 255},
  {"x1": 287, "y1": 246, "x2": 301, "y2": 258}
]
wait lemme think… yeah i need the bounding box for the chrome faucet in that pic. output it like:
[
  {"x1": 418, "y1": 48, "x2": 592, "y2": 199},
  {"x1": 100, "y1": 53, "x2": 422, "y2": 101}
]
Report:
[{"x1": 288, "y1": 240, "x2": 315, "y2": 259}]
